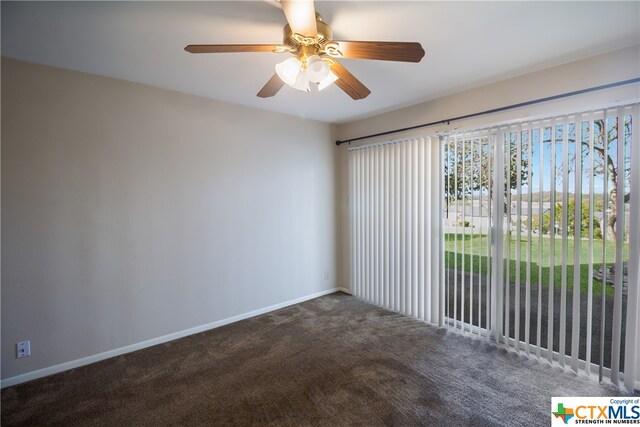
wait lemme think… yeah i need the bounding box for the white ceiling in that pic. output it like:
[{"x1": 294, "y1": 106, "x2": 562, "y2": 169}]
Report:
[{"x1": 2, "y1": 1, "x2": 639, "y2": 124}]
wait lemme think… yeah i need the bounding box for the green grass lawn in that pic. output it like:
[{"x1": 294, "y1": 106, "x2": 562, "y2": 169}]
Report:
[{"x1": 444, "y1": 233, "x2": 629, "y2": 298}]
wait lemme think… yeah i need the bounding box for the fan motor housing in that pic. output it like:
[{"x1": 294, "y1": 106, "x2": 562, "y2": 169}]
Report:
[{"x1": 282, "y1": 15, "x2": 333, "y2": 51}]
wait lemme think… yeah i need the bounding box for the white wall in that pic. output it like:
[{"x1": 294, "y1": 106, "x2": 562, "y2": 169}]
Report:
[
  {"x1": 334, "y1": 45, "x2": 640, "y2": 291},
  {"x1": 1, "y1": 58, "x2": 337, "y2": 381}
]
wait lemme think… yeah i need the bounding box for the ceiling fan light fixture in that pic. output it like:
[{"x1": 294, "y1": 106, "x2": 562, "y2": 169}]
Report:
[
  {"x1": 317, "y1": 70, "x2": 338, "y2": 91},
  {"x1": 186, "y1": 0, "x2": 425, "y2": 100},
  {"x1": 305, "y1": 55, "x2": 330, "y2": 83},
  {"x1": 275, "y1": 57, "x2": 301, "y2": 86}
]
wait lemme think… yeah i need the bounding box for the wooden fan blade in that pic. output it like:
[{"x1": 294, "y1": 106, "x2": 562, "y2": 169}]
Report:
[
  {"x1": 329, "y1": 61, "x2": 371, "y2": 100},
  {"x1": 185, "y1": 44, "x2": 283, "y2": 54},
  {"x1": 280, "y1": 0, "x2": 317, "y2": 38},
  {"x1": 332, "y1": 41, "x2": 425, "y2": 63},
  {"x1": 257, "y1": 74, "x2": 285, "y2": 98}
]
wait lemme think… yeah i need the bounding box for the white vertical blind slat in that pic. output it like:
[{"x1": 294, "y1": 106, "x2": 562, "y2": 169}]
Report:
[
  {"x1": 444, "y1": 140, "x2": 450, "y2": 321},
  {"x1": 370, "y1": 148, "x2": 375, "y2": 303},
  {"x1": 364, "y1": 149, "x2": 369, "y2": 302},
  {"x1": 411, "y1": 141, "x2": 420, "y2": 318},
  {"x1": 354, "y1": 151, "x2": 359, "y2": 297},
  {"x1": 438, "y1": 138, "x2": 445, "y2": 326},
  {"x1": 537, "y1": 126, "x2": 544, "y2": 359},
  {"x1": 526, "y1": 126, "x2": 533, "y2": 355},
  {"x1": 369, "y1": 148, "x2": 374, "y2": 304},
  {"x1": 611, "y1": 109, "x2": 624, "y2": 385},
  {"x1": 419, "y1": 139, "x2": 426, "y2": 320},
  {"x1": 492, "y1": 130, "x2": 506, "y2": 342},
  {"x1": 357, "y1": 152, "x2": 362, "y2": 298},
  {"x1": 379, "y1": 146, "x2": 385, "y2": 306},
  {"x1": 382, "y1": 146, "x2": 387, "y2": 307},
  {"x1": 599, "y1": 109, "x2": 609, "y2": 382},
  {"x1": 350, "y1": 144, "x2": 356, "y2": 304},
  {"x1": 470, "y1": 137, "x2": 475, "y2": 329},
  {"x1": 361, "y1": 150, "x2": 364, "y2": 299},
  {"x1": 405, "y1": 142, "x2": 411, "y2": 315},
  {"x1": 386, "y1": 145, "x2": 391, "y2": 308},
  {"x1": 572, "y1": 118, "x2": 583, "y2": 373},
  {"x1": 376, "y1": 147, "x2": 382, "y2": 306},
  {"x1": 514, "y1": 129, "x2": 522, "y2": 351},
  {"x1": 479, "y1": 137, "x2": 484, "y2": 331},
  {"x1": 433, "y1": 139, "x2": 443, "y2": 322},
  {"x1": 548, "y1": 123, "x2": 557, "y2": 363},
  {"x1": 454, "y1": 136, "x2": 460, "y2": 330},
  {"x1": 371, "y1": 148, "x2": 376, "y2": 303},
  {"x1": 625, "y1": 105, "x2": 640, "y2": 390},
  {"x1": 361, "y1": 149, "x2": 367, "y2": 301},
  {"x1": 408, "y1": 141, "x2": 412, "y2": 315},
  {"x1": 389, "y1": 145, "x2": 396, "y2": 311},
  {"x1": 505, "y1": 131, "x2": 512, "y2": 341},
  {"x1": 397, "y1": 143, "x2": 402, "y2": 312},
  {"x1": 371, "y1": 148, "x2": 377, "y2": 304},
  {"x1": 586, "y1": 114, "x2": 595, "y2": 375},
  {"x1": 560, "y1": 116, "x2": 570, "y2": 367},
  {"x1": 380, "y1": 146, "x2": 384, "y2": 306},
  {"x1": 486, "y1": 136, "x2": 493, "y2": 340},
  {"x1": 462, "y1": 135, "x2": 467, "y2": 331},
  {"x1": 395, "y1": 144, "x2": 401, "y2": 312},
  {"x1": 426, "y1": 139, "x2": 432, "y2": 320}
]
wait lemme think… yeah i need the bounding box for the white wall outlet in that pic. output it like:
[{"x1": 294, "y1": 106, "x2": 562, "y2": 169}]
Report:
[
  {"x1": 17, "y1": 340, "x2": 30, "y2": 358},
  {"x1": 324, "y1": 271, "x2": 329, "y2": 281}
]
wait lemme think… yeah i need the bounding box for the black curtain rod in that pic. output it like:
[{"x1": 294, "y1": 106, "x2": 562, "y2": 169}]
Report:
[{"x1": 335, "y1": 77, "x2": 640, "y2": 146}]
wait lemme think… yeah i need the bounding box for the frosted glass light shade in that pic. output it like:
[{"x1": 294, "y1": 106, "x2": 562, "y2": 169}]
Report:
[
  {"x1": 275, "y1": 57, "x2": 301, "y2": 86},
  {"x1": 291, "y1": 71, "x2": 310, "y2": 92},
  {"x1": 317, "y1": 71, "x2": 338, "y2": 91},
  {"x1": 305, "y1": 55, "x2": 330, "y2": 83}
]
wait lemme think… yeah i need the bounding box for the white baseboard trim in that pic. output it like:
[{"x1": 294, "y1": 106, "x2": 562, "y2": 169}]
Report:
[
  {"x1": 335, "y1": 286, "x2": 351, "y2": 294},
  {"x1": 1, "y1": 287, "x2": 345, "y2": 389}
]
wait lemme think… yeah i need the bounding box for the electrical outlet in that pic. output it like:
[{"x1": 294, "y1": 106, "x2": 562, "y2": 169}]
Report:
[
  {"x1": 324, "y1": 271, "x2": 329, "y2": 281},
  {"x1": 17, "y1": 340, "x2": 30, "y2": 358}
]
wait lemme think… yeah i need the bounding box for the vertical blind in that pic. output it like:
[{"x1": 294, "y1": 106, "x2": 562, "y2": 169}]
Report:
[
  {"x1": 348, "y1": 104, "x2": 638, "y2": 390},
  {"x1": 348, "y1": 137, "x2": 443, "y2": 325},
  {"x1": 629, "y1": 106, "x2": 640, "y2": 390},
  {"x1": 442, "y1": 104, "x2": 639, "y2": 390}
]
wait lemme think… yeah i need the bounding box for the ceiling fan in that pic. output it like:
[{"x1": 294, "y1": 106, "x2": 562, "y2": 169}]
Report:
[{"x1": 184, "y1": 0, "x2": 425, "y2": 100}]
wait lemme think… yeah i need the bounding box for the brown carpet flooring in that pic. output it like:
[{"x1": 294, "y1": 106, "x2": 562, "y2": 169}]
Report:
[{"x1": 1, "y1": 292, "x2": 636, "y2": 426}]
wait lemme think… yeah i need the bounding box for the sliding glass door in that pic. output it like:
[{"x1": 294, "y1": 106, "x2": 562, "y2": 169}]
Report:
[
  {"x1": 443, "y1": 104, "x2": 639, "y2": 388},
  {"x1": 348, "y1": 104, "x2": 638, "y2": 389}
]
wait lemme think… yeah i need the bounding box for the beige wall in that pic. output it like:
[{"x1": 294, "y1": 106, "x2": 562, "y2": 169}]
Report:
[
  {"x1": 1, "y1": 58, "x2": 337, "y2": 380},
  {"x1": 335, "y1": 45, "x2": 640, "y2": 290}
]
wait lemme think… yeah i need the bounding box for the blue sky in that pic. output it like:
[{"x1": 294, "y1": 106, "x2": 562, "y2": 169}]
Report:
[
  {"x1": 445, "y1": 116, "x2": 631, "y2": 199},
  {"x1": 511, "y1": 119, "x2": 628, "y2": 196}
]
